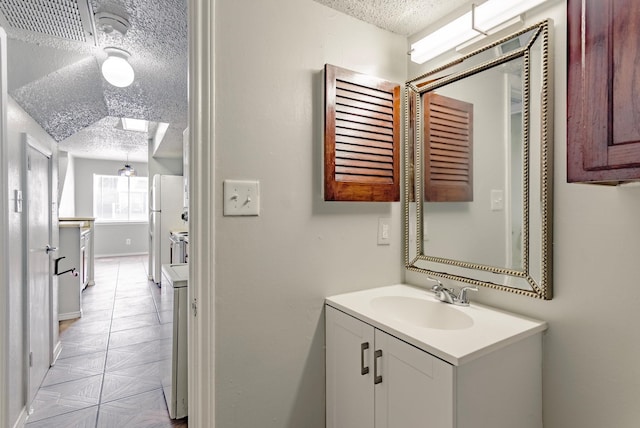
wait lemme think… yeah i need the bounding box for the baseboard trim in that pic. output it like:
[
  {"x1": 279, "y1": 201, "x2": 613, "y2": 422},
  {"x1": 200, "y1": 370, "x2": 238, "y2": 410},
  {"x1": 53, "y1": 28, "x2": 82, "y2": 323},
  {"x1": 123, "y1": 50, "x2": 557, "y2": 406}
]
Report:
[
  {"x1": 11, "y1": 406, "x2": 27, "y2": 428},
  {"x1": 95, "y1": 252, "x2": 149, "y2": 258},
  {"x1": 58, "y1": 311, "x2": 81, "y2": 321},
  {"x1": 52, "y1": 340, "x2": 62, "y2": 365}
]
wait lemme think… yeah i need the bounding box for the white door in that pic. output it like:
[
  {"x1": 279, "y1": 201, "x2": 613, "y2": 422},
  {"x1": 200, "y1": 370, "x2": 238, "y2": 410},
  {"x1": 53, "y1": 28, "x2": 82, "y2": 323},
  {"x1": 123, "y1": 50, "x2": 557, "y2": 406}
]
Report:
[
  {"x1": 26, "y1": 141, "x2": 52, "y2": 407},
  {"x1": 374, "y1": 329, "x2": 454, "y2": 428},
  {"x1": 325, "y1": 306, "x2": 375, "y2": 428}
]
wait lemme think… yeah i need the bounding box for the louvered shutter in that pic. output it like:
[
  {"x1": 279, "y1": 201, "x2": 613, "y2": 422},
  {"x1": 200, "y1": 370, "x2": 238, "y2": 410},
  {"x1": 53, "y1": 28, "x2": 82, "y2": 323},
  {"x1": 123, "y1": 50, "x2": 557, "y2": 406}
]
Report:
[
  {"x1": 423, "y1": 92, "x2": 473, "y2": 202},
  {"x1": 324, "y1": 64, "x2": 400, "y2": 201}
]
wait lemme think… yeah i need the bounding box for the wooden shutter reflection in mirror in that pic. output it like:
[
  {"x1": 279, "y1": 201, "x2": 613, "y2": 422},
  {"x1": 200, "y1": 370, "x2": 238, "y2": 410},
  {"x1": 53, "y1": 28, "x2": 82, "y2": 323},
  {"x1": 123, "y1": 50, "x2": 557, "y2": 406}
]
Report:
[
  {"x1": 324, "y1": 64, "x2": 400, "y2": 201},
  {"x1": 423, "y1": 92, "x2": 473, "y2": 202}
]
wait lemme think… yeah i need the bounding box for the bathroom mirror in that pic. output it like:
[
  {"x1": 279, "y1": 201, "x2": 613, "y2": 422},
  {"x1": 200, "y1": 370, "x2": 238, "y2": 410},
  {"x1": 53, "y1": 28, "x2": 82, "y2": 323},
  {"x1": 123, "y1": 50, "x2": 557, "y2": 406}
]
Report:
[{"x1": 404, "y1": 20, "x2": 553, "y2": 299}]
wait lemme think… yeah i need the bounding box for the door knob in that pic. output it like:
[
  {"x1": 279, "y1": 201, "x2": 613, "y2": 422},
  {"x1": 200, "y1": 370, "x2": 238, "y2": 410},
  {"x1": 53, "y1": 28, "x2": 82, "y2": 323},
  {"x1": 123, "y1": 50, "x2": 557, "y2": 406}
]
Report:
[{"x1": 45, "y1": 245, "x2": 58, "y2": 254}]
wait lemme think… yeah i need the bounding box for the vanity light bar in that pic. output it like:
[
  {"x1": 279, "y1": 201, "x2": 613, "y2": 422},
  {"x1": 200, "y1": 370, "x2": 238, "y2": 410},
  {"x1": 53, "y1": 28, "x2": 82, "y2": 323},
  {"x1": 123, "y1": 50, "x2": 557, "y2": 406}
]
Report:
[
  {"x1": 473, "y1": 0, "x2": 548, "y2": 32},
  {"x1": 410, "y1": 13, "x2": 478, "y2": 65},
  {"x1": 410, "y1": 0, "x2": 548, "y2": 64}
]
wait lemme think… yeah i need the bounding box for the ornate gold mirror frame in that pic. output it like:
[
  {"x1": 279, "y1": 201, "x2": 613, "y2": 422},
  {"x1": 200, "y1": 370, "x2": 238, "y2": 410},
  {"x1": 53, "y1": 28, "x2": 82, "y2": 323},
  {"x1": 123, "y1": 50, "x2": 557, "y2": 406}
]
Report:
[{"x1": 404, "y1": 20, "x2": 553, "y2": 299}]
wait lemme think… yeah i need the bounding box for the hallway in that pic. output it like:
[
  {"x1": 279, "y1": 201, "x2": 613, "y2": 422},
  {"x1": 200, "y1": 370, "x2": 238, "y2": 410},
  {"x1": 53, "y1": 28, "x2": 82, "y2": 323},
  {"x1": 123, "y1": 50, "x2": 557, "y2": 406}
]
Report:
[{"x1": 25, "y1": 256, "x2": 187, "y2": 427}]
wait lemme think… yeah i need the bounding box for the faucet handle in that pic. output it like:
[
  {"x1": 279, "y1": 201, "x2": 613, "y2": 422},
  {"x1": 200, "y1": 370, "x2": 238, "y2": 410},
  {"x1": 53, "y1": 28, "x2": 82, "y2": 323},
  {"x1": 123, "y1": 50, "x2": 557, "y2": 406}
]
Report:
[
  {"x1": 456, "y1": 286, "x2": 478, "y2": 306},
  {"x1": 427, "y1": 276, "x2": 444, "y2": 292}
]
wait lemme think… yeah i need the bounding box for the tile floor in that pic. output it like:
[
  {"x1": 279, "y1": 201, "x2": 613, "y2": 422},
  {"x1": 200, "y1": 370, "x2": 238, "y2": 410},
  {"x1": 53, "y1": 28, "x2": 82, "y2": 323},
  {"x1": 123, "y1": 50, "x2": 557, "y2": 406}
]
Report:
[{"x1": 25, "y1": 255, "x2": 188, "y2": 428}]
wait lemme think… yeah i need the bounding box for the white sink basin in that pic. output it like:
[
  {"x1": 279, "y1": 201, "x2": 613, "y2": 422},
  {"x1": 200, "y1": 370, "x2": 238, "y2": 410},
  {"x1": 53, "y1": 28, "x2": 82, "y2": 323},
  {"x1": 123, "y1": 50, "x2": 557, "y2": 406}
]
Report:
[
  {"x1": 370, "y1": 296, "x2": 474, "y2": 330},
  {"x1": 326, "y1": 284, "x2": 547, "y2": 366}
]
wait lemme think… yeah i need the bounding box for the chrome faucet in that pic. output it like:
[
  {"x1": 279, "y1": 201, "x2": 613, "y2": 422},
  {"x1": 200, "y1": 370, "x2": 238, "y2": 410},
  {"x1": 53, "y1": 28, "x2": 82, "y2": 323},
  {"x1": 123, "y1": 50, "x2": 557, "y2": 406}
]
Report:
[
  {"x1": 431, "y1": 280, "x2": 457, "y2": 304},
  {"x1": 428, "y1": 278, "x2": 478, "y2": 306}
]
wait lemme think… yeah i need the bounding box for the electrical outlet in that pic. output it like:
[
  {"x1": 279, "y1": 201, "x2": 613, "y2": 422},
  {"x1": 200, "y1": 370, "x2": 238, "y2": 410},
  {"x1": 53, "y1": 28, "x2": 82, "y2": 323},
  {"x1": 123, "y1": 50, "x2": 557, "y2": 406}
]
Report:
[
  {"x1": 125, "y1": 238, "x2": 131, "y2": 245},
  {"x1": 491, "y1": 189, "x2": 504, "y2": 211},
  {"x1": 378, "y1": 218, "x2": 391, "y2": 245}
]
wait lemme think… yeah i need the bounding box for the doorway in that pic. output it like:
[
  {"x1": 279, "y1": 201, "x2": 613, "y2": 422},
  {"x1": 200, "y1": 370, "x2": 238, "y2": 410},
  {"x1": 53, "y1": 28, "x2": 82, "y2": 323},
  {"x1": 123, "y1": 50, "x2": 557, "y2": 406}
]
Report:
[{"x1": 0, "y1": 0, "x2": 215, "y2": 425}]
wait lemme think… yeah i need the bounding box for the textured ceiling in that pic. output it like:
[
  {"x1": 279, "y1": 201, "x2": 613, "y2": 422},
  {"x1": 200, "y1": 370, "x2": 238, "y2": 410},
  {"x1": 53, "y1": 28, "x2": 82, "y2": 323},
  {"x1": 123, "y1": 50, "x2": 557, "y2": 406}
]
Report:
[
  {"x1": 56, "y1": 116, "x2": 153, "y2": 160},
  {"x1": 4, "y1": 0, "x2": 187, "y2": 163},
  {"x1": 313, "y1": 0, "x2": 473, "y2": 36},
  {"x1": 4, "y1": 0, "x2": 471, "y2": 163}
]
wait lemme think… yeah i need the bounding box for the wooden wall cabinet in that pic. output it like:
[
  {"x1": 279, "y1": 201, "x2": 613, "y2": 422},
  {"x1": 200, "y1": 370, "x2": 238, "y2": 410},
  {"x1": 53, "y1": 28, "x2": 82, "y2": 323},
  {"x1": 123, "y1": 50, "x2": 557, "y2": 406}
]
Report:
[
  {"x1": 568, "y1": 0, "x2": 640, "y2": 183},
  {"x1": 324, "y1": 64, "x2": 401, "y2": 201}
]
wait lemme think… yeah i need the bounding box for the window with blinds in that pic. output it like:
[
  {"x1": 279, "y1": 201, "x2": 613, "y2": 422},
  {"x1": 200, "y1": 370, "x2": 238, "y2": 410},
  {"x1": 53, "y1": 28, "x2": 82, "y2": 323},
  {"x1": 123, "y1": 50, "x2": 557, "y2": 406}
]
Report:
[
  {"x1": 423, "y1": 92, "x2": 473, "y2": 202},
  {"x1": 324, "y1": 64, "x2": 400, "y2": 201}
]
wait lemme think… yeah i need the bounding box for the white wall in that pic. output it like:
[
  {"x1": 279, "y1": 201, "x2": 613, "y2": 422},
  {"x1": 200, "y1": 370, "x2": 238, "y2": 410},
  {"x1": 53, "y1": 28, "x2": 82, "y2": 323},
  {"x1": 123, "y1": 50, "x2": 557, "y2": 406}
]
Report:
[
  {"x1": 6, "y1": 96, "x2": 58, "y2": 425},
  {"x1": 148, "y1": 137, "x2": 183, "y2": 179},
  {"x1": 72, "y1": 157, "x2": 149, "y2": 216},
  {"x1": 407, "y1": 2, "x2": 640, "y2": 427},
  {"x1": 148, "y1": 156, "x2": 182, "y2": 179},
  {"x1": 94, "y1": 223, "x2": 148, "y2": 257},
  {"x1": 214, "y1": 0, "x2": 406, "y2": 426},
  {"x1": 72, "y1": 157, "x2": 149, "y2": 256}
]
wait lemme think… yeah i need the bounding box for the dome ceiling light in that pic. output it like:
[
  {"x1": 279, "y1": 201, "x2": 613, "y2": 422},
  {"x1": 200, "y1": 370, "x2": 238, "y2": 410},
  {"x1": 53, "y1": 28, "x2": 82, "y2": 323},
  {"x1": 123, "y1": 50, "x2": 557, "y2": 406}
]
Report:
[{"x1": 102, "y1": 47, "x2": 134, "y2": 87}]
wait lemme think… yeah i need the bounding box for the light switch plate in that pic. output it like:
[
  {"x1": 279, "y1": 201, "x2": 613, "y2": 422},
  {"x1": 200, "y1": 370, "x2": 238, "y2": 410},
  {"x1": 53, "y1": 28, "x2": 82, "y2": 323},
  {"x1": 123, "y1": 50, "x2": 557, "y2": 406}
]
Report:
[{"x1": 223, "y1": 180, "x2": 260, "y2": 216}]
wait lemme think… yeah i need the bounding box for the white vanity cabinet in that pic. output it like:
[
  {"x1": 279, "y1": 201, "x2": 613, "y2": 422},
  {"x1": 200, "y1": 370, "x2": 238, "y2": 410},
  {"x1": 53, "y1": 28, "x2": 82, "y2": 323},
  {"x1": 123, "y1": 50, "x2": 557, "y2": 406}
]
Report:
[
  {"x1": 326, "y1": 306, "x2": 453, "y2": 428},
  {"x1": 325, "y1": 285, "x2": 546, "y2": 428}
]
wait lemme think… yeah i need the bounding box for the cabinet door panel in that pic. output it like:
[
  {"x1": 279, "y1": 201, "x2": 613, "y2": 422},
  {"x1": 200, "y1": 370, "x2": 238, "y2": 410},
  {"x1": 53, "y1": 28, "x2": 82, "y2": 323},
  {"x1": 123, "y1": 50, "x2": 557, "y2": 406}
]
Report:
[
  {"x1": 568, "y1": 0, "x2": 640, "y2": 182},
  {"x1": 612, "y1": 0, "x2": 640, "y2": 146},
  {"x1": 326, "y1": 306, "x2": 374, "y2": 428},
  {"x1": 374, "y1": 330, "x2": 454, "y2": 428}
]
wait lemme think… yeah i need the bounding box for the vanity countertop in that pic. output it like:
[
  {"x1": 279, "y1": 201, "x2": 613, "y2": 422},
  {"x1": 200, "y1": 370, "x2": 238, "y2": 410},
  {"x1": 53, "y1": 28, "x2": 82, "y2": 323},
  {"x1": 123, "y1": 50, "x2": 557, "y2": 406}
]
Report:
[{"x1": 326, "y1": 284, "x2": 547, "y2": 366}]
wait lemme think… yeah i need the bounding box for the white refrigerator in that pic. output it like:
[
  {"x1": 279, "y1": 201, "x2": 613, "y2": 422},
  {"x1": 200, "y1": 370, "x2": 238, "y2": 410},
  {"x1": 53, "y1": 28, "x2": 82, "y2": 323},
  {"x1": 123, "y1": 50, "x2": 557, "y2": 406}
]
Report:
[{"x1": 150, "y1": 174, "x2": 184, "y2": 284}]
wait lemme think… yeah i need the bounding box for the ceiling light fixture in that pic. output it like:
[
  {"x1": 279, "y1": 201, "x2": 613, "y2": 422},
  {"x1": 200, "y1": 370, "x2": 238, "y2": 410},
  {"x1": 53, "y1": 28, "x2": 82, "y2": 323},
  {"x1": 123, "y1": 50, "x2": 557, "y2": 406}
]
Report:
[
  {"x1": 95, "y1": 11, "x2": 131, "y2": 35},
  {"x1": 118, "y1": 155, "x2": 136, "y2": 177},
  {"x1": 410, "y1": 0, "x2": 548, "y2": 64},
  {"x1": 102, "y1": 47, "x2": 135, "y2": 87}
]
